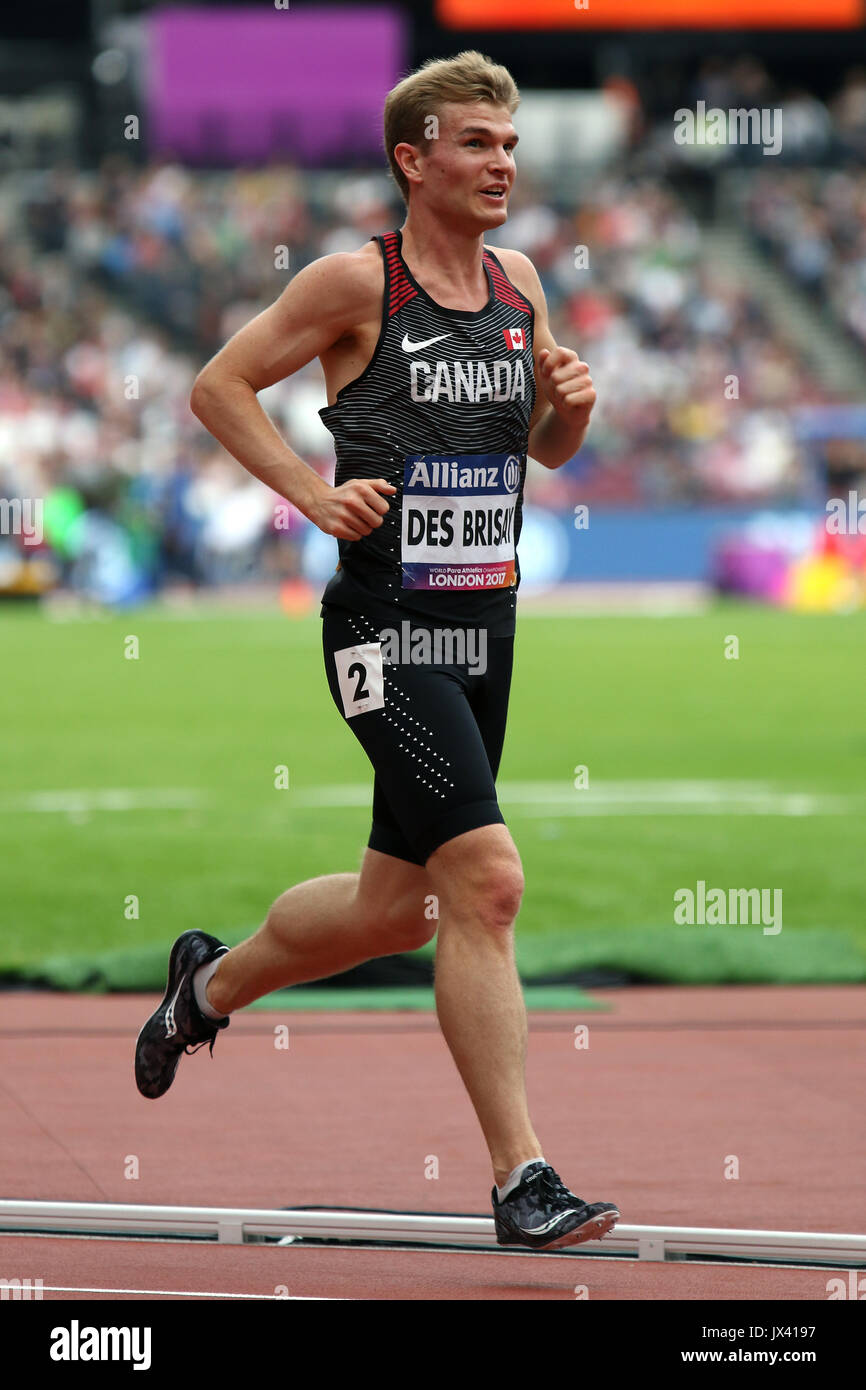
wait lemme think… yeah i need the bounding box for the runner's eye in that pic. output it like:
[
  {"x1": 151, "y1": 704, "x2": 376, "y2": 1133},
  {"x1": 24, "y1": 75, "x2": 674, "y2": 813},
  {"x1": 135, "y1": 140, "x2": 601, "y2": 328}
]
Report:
[{"x1": 464, "y1": 140, "x2": 515, "y2": 153}]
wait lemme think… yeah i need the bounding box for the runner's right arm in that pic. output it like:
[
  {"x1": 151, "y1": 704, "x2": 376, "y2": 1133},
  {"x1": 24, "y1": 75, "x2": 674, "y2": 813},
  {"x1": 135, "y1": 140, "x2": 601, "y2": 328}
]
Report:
[{"x1": 190, "y1": 254, "x2": 396, "y2": 541}]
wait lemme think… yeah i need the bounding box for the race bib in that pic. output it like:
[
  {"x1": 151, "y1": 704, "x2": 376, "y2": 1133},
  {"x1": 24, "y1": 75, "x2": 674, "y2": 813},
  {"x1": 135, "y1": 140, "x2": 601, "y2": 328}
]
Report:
[
  {"x1": 400, "y1": 452, "x2": 522, "y2": 592},
  {"x1": 333, "y1": 643, "x2": 385, "y2": 719}
]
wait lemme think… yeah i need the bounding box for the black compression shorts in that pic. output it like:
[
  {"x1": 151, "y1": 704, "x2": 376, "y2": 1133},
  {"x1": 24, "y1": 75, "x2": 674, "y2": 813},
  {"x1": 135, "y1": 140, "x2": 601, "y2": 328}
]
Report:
[{"x1": 321, "y1": 602, "x2": 513, "y2": 865}]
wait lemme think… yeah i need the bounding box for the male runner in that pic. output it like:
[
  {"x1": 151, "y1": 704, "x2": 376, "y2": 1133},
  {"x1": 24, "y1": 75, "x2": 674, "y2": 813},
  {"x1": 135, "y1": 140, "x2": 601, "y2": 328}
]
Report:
[{"x1": 135, "y1": 50, "x2": 620, "y2": 1251}]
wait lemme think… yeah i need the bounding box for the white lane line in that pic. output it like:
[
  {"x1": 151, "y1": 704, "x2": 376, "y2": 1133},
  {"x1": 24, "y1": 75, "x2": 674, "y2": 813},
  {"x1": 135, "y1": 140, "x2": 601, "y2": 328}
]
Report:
[
  {"x1": 290, "y1": 780, "x2": 857, "y2": 817},
  {"x1": 515, "y1": 796, "x2": 848, "y2": 818},
  {"x1": 3, "y1": 781, "x2": 856, "y2": 819},
  {"x1": 0, "y1": 790, "x2": 205, "y2": 814},
  {"x1": 35, "y1": 1285, "x2": 343, "y2": 1300}
]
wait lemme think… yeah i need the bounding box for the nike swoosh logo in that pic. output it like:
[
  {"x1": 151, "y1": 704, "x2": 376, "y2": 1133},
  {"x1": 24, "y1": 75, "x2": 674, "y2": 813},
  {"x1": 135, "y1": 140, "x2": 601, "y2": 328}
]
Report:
[
  {"x1": 164, "y1": 974, "x2": 186, "y2": 1038},
  {"x1": 401, "y1": 332, "x2": 452, "y2": 353}
]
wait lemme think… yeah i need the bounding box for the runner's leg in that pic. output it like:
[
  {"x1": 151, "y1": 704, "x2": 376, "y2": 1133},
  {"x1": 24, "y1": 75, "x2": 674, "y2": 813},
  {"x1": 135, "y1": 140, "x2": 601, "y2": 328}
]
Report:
[
  {"x1": 425, "y1": 631, "x2": 540, "y2": 1186},
  {"x1": 319, "y1": 605, "x2": 542, "y2": 1184},
  {"x1": 427, "y1": 822, "x2": 542, "y2": 1189},
  {"x1": 207, "y1": 848, "x2": 435, "y2": 1014}
]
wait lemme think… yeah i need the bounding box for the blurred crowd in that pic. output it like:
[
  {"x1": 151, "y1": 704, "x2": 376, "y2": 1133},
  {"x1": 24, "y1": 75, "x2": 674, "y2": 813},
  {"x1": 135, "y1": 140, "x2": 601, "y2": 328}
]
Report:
[
  {"x1": 1, "y1": 58, "x2": 862, "y2": 603},
  {"x1": 741, "y1": 168, "x2": 866, "y2": 351},
  {"x1": 667, "y1": 58, "x2": 866, "y2": 165}
]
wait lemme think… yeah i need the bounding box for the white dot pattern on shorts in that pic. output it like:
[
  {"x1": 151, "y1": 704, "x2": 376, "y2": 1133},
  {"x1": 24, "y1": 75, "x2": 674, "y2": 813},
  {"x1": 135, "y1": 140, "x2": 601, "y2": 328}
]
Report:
[{"x1": 344, "y1": 611, "x2": 456, "y2": 798}]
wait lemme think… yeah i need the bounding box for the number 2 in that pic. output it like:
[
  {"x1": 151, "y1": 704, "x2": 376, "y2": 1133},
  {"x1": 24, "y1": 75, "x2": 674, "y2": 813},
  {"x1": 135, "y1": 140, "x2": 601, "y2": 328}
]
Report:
[{"x1": 348, "y1": 661, "x2": 369, "y2": 702}]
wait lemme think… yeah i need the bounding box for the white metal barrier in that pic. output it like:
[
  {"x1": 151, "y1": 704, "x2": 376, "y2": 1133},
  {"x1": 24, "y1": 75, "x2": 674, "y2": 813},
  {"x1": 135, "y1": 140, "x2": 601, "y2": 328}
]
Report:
[{"x1": 0, "y1": 1200, "x2": 864, "y2": 1265}]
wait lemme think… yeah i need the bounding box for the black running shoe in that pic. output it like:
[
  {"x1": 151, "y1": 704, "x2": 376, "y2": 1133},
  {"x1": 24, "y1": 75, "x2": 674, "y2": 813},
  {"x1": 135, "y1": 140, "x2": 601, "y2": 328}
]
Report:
[
  {"x1": 135, "y1": 931, "x2": 230, "y2": 1099},
  {"x1": 492, "y1": 1161, "x2": 620, "y2": 1250}
]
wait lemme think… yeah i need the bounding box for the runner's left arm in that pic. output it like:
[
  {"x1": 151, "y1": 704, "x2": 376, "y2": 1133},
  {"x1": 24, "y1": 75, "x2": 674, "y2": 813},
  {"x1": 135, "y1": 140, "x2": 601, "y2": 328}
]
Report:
[{"x1": 498, "y1": 250, "x2": 596, "y2": 470}]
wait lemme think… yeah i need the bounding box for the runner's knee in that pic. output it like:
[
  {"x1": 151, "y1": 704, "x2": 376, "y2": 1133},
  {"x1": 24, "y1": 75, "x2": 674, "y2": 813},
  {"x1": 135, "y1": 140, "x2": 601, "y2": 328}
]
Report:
[{"x1": 442, "y1": 853, "x2": 524, "y2": 933}]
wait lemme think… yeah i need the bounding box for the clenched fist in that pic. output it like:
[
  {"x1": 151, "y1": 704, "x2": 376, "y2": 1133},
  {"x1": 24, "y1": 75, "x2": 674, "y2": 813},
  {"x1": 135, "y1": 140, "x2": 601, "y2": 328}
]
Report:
[
  {"x1": 309, "y1": 477, "x2": 397, "y2": 541},
  {"x1": 538, "y1": 347, "x2": 596, "y2": 425}
]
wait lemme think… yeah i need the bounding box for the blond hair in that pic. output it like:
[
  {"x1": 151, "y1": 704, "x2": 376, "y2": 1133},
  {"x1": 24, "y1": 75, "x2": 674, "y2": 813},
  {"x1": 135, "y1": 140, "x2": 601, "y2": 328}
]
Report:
[{"x1": 383, "y1": 51, "x2": 520, "y2": 203}]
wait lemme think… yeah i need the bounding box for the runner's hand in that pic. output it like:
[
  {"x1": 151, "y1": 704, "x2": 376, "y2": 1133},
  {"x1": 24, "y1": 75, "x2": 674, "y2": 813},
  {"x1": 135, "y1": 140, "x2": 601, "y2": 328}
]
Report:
[
  {"x1": 538, "y1": 347, "x2": 596, "y2": 424},
  {"x1": 310, "y1": 478, "x2": 397, "y2": 541}
]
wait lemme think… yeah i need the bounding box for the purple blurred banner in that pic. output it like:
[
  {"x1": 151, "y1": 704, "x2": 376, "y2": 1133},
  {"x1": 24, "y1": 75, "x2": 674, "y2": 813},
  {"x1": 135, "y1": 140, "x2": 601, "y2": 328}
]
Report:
[{"x1": 147, "y1": 6, "x2": 406, "y2": 165}]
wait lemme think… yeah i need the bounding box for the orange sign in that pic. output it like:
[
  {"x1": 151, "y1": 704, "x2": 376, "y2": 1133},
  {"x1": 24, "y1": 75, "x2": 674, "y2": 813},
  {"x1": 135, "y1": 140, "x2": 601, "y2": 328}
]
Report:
[{"x1": 437, "y1": 0, "x2": 863, "y2": 28}]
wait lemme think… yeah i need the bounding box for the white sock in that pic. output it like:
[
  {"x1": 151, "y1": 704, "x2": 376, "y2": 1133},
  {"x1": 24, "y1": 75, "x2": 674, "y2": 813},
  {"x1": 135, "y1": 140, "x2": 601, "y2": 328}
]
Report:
[
  {"x1": 497, "y1": 1156, "x2": 545, "y2": 1203},
  {"x1": 193, "y1": 952, "x2": 229, "y2": 1020}
]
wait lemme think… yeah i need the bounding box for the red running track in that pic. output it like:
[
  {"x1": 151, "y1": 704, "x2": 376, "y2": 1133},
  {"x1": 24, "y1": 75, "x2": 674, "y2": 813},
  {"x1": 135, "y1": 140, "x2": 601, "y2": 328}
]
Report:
[{"x1": 0, "y1": 986, "x2": 863, "y2": 1300}]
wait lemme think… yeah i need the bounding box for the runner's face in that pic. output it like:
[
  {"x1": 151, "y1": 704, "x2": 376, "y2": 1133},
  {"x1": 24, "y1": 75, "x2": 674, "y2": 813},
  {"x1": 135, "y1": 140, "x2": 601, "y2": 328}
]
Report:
[{"x1": 418, "y1": 102, "x2": 517, "y2": 229}]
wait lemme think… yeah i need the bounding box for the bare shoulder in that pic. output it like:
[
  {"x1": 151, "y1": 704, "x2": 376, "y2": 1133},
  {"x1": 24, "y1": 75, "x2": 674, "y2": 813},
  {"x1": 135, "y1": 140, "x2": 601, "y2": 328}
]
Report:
[
  {"x1": 325, "y1": 238, "x2": 383, "y2": 288},
  {"x1": 292, "y1": 240, "x2": 383, "y2": 324},
  {"x1": 485, "y1": 246, "x2": 545, "y2": 306}
]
